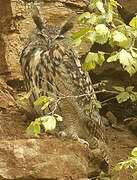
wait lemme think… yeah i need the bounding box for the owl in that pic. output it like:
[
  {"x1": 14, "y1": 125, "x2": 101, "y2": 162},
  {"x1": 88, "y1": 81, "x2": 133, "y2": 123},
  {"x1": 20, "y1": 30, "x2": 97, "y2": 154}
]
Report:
[{"x1": 20, "y1": 6, "x2": 108, "y2": 167}]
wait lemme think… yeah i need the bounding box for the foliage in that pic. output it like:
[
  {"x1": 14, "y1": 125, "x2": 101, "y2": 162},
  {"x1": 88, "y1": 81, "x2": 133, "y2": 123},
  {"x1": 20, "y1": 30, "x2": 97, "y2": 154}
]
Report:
[
  {"x1": 93, "y1": 80, "x2": 108, "y2": 89},
  {"x1": 85, "y1": 98, "x2": 102, "y2": 110},
  {"x1": 26, "y1": 94, "x2": 63, "y2": 136},
  {"x1": 17, "y1": 90, "x2": 32, "y2": 102},
  {"x1": 113, "y1": 147, "x2": 137, "y2": 178},
  {"x1": 71, "y1": 0, "x2": 137, "y2": 104},
  {"x1": 113, "y1": 86, "x2": 137, "y2": 103},
  {"x1": 26, "y1": 114, "x2": 63, "y2": 136},
  {"x1": 17, "y1": 90, "x2": 63, "y2": 136},
  {"x1": 18, "y1": 85, "x2": 137, "y2": 136},
  {"x1": 34, "y1": 96, "x2": 54, "y2": 110},
  {"x1": 72, "y1": 0, "x2": 137, "y2": 76}
]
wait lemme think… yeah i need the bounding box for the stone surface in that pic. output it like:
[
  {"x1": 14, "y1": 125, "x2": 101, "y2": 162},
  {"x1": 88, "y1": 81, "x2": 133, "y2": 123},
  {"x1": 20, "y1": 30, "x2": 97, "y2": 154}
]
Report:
[
  {"x1": 0, "y1": 138, "x2": 104, "y2": 180},
  {"x1": 124, "y1": 117, "x2": 137, "y2": 132},
  {"x1": 0, "y1": 0, "x2": 11, "y2": 75},
  {"x1": 106, "y1": 111, "x2": 118, "y2": 125},
  {"x1": 117, "y1": 0, "x2": 137, "y2": 15},
  {"x1": 101, "y1": 116, "x2": 109, "y2": 127}
]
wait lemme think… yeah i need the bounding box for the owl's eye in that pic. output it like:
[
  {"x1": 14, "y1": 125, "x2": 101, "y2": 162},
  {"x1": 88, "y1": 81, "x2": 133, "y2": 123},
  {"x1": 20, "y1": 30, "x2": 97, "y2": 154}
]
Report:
[
  {"x1": 37, "y1": 33, "x2": 46, "y2": 39},
  {"x1": 56, "y1": 35, "x2": 64, "y2": 40}
]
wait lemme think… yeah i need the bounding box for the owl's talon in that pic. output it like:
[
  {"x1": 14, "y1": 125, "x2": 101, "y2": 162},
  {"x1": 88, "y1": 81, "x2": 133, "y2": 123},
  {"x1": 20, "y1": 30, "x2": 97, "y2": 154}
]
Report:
[
  {"x1": 58, "y1": 132, "x2": 89, "y2": 147},
  {"x1": 78, "y1": 138, "x2": 89, "y2": 147},
  {"x1": 58, "y1": 131, "x2": 67, "y2": 137}
]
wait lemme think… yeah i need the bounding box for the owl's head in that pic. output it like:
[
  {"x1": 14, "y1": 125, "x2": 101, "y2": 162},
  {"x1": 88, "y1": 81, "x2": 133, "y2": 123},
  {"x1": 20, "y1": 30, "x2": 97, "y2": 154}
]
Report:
[{"x1": 31, "y1": 5, "x2": 73, "y2": 43}]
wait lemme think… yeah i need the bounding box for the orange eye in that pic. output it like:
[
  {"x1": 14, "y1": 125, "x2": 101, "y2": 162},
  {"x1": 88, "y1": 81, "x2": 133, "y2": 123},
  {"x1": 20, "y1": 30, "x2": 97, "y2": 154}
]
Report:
[{"x1": 37, "y1": 33, "x2": 45, "y2": 39}]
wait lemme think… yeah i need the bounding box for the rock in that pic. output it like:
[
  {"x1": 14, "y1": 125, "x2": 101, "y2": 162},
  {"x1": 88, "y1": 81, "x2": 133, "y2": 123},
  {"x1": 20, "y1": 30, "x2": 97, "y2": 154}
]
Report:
[
  {"x1": 0, "y1": 137, "x2": 105, "y2": 179},
  {"x1": 101, "y1": 116, "x2": 109, "y2": 127},
  {"x1": 0, "y1": 77, "x2": 15, "y2": 109},
  {"x1": 106, "y1": 111, "x2": 118, "y2": 125},
  {"x1": 0, "y1": 0, "x2": 11, "y2": 76},
  {"x1": 106, "y1": 112, "x2": 125, "y2": 131},
  {"x1": 124, "y1": 117, "x2": 137, "y2": 132},
  {"x1": 117, "y1": 0, "x2": 137, "y2": 24}
]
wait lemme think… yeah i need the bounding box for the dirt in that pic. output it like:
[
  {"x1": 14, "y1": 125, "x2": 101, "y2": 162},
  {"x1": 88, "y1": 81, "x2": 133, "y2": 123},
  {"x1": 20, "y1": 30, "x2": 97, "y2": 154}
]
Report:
[{"x1": 0, "y1": 0, "x2": 137, "y2": 179}]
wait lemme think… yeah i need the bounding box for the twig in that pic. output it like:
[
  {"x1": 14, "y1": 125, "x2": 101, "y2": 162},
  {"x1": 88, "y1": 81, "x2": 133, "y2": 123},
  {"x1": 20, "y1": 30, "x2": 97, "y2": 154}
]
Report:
[{"x1": 101, "y1": 96, "x2": 116, "y2": 104}]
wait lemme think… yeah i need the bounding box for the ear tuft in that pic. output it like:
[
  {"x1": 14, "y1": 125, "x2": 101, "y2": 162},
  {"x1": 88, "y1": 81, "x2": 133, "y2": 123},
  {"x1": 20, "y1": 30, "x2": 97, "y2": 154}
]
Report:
[
  {"x1": 32, "y1": 5, "x2": 44, "y2": 31},
  {"x1": 60, "y1": 22, "x2": 73, "y2": 35}
]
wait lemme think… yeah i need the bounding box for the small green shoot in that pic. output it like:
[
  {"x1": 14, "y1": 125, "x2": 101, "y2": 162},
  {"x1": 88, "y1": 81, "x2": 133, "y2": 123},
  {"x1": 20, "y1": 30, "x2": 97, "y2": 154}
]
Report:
[{"x1": 113, "y1": 147, "x2": 137, "y2": 178}]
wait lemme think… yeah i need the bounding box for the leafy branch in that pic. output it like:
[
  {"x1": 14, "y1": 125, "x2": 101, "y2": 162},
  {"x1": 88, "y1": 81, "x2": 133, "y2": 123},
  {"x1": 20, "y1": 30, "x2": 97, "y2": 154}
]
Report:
[
  {"x1": 113, "y1": 86, "x2": 137, "y2": 103},
  {"x1": 17, "y1": 83, "x2": 137, "y2": 136},
  {"x1": 71, "y1": 0, "x2": 137, "y2": 76},
  {"x1": 113, "y1": 147, "x2": 137, "y2": 178}
]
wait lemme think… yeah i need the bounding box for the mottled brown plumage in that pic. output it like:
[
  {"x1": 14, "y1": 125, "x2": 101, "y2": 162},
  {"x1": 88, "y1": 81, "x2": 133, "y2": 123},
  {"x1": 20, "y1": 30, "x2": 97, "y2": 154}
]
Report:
[{"x1": 20, "y1": 6, "x2": 109, "y2": 167}]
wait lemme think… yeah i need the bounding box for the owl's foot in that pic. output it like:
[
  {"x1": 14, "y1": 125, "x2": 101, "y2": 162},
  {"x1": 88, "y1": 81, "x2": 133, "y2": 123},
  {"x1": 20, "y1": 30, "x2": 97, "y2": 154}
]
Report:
[
  {"x1": 58, "y1": 130, "x2": 89, "y2": 147},
  {"x1": 77, "y1": 137, "x2": 89, "y2": 147}
]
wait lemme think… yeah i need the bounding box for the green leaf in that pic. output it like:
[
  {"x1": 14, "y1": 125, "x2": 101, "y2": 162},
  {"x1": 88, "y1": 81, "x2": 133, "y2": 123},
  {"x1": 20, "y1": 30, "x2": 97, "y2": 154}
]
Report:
[
  {"x1": 93, "y1": 99, "x2": 102, "y2": 108},
  {"x1": 113, "y1": 31, "x2": 127, "y2": 42},
  {"x1": 129, "y1": 17, "x2": 137, "y2": 29},
  {"x1": 78, "y1": 12, "x2": 91, "y2": 23},
  {"x1": 97, "y1": 51, "x2": 105, "y2": 65},
  {"x1": 34, "y1": 96, "x2": 54, "y2": 110},
  {"x1": 107, "y1": 53, "x2": 119, "y2": 62},
  {"x1": 17, "y1": 90, "x2": 32, "y2": 103},
  {"x1": 95, "y1": 24, "x2": 109, "y2": 44},
  {"x1": 81, "y1": 52, "x2": 98, "y2": 71},
  {"x1": 122, "y1": 160, "x2": 133, "y2": 169},
  {"x1": 85, "y1": 99, "x2": 102, "y2": 110},
  {"x1": 119, "y1": 49, "x2": 137, "y2": 76},
  {"x1": 113, "y1": 147, "x2": 137, "y2": 177},
  {"x1": 116, "y1": 91, "x2": 129, "y2": 103},
  {"x1": 42, "y1": 116, "x2": 56, "y2": 131},
  {"x1": 126, "y1": 86, "x2": 134, "y2": 92},
  {"x1": 129, "y1": 93, "x2": 137, "y2": 102},
  {"x1": 84, "y1": 31, "x2": 96, "y2": 43},
  {"x1": 132, "y1": 92, "x2": 137, "y2": 99},
  {"x1": 131, "y1": 49, "x2": 137, "y2": 58},
  {"x1": 96, "y1": 1, "x2": 105, "y2": 14},
  {"x1": 112, "y1": 31, "x2": 129, "y2": 48},
  {"x1": 110, "y1": 0, "x2": 121, "y2": 7},
  {"x1": 41, "y1": 101, "x2": 50, "y2": 110},
  {"x1": 133, "y1": 171, "x2": 137, "y2": 177},
  {"x1": 97, "y1": 15, "x2": 106, "y2": 24},
  {"x1": 132, "y1": 30, "x2": 137, "y2": 38},
  {"x1": 26, "y1": 119, "x2": 41, "y2": 136},
  {"x1": 131, "y1": 147, "x2": 137, "y2": 157},
  {"x1": 106, "y1": 10, "x2": 113, "y2": 23},
  {"x1": 72, "y1": 27, "x2": 92, "y2": 39},
  {"x1": 54, "y1": 114, "x2": 63, "y2": 122},
  {"x1": 88, "y1": 3, "x2": 96, "y2": 11},
  {"x1": 113, "y1": 162, "x2": 125, "y2": 171},
  {"x1": 34, "y1": 96, "x2": 49, "y2": 106},
  {"x1": 125, "y1": 66, "x2": 137, "y2": 77},
  {"x1": 93, "y1": 80, "x2": 108, "y2": 89},
  {"x1": 87, "y1": 13, "x2": 97, "y2": 25},
  {"x1": 113, "y1": 86, "x2": 125, "y2": 92},
  {"x1": 71, "y1": 38, "x2": 82, "y2": 46},
  {"x1": 120, "y1": 38, "x2": 131, "y2": 49}
]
